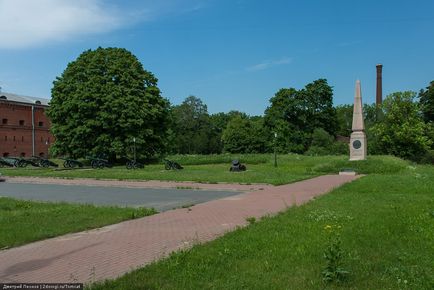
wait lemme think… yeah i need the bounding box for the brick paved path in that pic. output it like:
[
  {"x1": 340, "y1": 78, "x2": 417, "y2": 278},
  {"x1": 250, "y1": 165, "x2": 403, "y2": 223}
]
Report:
[{"x1": 0, "y1": 175, "x2": 359, "y2": 285}]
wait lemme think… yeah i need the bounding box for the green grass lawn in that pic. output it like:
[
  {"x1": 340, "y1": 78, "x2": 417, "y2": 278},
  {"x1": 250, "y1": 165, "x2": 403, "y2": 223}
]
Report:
[
  {"x1": 87, "y1": 164, "x2": 434, "y2": 290},
  {"x1": 0, "y1": 198, "x2": 156, "y2": 249},
  {"x1": 0, "y1": 154, "x2": 410, "y2": 185}
]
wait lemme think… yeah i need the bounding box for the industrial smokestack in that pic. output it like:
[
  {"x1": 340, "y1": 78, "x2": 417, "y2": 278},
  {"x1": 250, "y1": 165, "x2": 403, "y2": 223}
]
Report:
[{"x1": 376, "y1": 64, "x2": 383, "y2": 106}]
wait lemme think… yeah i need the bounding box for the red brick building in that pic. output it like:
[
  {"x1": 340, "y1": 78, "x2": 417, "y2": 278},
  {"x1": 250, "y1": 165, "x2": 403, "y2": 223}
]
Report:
[{"x1": 0, "y1": 92, "x2": 53, "y2": 157}]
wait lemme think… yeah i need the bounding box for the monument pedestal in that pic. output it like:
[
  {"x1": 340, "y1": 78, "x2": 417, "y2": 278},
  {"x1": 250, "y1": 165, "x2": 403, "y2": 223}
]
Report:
[{"x1": 350, "y1": 131, "x2": 367, "y2": 161}]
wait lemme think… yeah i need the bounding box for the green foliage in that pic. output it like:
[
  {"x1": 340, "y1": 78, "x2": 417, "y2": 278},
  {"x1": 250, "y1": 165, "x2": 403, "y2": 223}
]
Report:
[
  {"x1": 311, "y1": 128, "x2": 334, "y2": 148},
  {"x1": 207, "y1": 111, "x2": 247, "y2": 154},
  {"x1": 305, "y1": 128, "x2": 349, "y2": 156},
  {"x1": 335, "y1": 104, "x2": 353, "y2": 137},
  {"x1": 222, "y1": 115, "x2": 270, "y2": 153},
  {"x1": 329, "y1": 141, "x2": 349, "y2": 155},
  {"x1": 264, "y1": 79, "x2": 338, "y2": 153},
  {"x1": 419, "y1": 80, "x2": 434, "y2": 123},
  {"x1": 370, "y1": 92, "x2": 432, "y2": 160},
  {"x1": 363, "y1": 103, "x2": 382, "y2": 128},
  {"x1": 170, "y1": 96, "x2": 223, "y2": 154},
  {"x1": 418, "y1": 150, "x2": 434, "y2": 164},
  {"x1": 48, "y1": 47, "x2": 170, "y2": 159}
]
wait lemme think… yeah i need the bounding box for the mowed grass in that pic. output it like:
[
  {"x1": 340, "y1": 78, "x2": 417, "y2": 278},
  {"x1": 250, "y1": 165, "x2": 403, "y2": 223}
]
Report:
[
  {"x1": 1, "y1": 155, "x2": 409, "y2": 185},
  {"x1": 0, "y1": 198, "x2": 156, "y2": 249},
  {"x1": 88, "y1": 165, "x2": 434, "y2": 290}
]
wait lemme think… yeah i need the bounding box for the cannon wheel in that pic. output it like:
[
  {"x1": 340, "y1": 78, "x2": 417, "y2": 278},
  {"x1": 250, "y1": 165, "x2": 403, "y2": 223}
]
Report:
[
  {"x1": 18, "y1": 160, "x2": 28, "y2": 167},
  {"x1": 126, "y1": 161, "x2": 133, "y2": 170},
  {"x1": 91, "y1": 160, "x2": 98, "y2": 169}
]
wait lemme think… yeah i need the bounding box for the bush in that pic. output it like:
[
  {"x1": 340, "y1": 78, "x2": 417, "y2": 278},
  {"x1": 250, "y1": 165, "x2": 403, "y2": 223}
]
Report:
[
  {"x1": 329, "y1": 141, "x2": 349, "y2": 155},
  {"x1": 370, "y1": 92, "x2": 432, "y2": 160},
  {"x1": 311, "y1": 128, "x2": 334, "y2": 148},
  {"x1": 305, "y1": 129, "x2": 349, "y2": 156},
  {"x1": 305, "y1": 146, "x2": 331, "y2": 156},
  {"x1": 415, "y1": 150, "x2": 434, "y2": 164}
]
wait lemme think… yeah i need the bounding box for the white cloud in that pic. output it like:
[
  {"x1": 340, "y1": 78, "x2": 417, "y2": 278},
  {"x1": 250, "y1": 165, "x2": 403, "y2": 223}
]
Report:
[
  {"x1": 247, "y1": 57, "x2": 293, "y2": 72},
  {"x1": 0, "y1": 0, "x2": 143, "y2": 49}
]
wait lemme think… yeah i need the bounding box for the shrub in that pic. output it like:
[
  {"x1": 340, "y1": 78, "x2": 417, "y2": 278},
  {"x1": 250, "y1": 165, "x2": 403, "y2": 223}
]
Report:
[{"x1": 305, "y1": 129, "x2": 348, "y2": 156}]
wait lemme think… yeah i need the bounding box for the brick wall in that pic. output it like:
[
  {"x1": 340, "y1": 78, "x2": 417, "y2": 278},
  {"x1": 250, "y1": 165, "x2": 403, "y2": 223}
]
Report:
[{"x1": 0, "y1": 101, "x2": 53, "y2": 157}]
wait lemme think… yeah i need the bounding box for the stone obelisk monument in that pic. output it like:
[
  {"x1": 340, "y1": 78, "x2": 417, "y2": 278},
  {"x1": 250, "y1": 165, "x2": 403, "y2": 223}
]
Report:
[{"x1": 350, "y1": 80, "x2": 367, "y2": 161}]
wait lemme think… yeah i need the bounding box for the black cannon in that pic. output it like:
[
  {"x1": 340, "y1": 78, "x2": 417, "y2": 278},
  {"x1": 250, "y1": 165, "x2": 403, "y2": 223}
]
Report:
[
  {"x1": 0, "y1": 157, "x2": 17, "y2": 167},
  {"x1": 125, "y1": 157, "x2": 144, "y2": 170},
  {"x1": 60, "y1": 157, "x2": 84, "y2": 168},
  {"x1": 3, "y1": 157, "x2": 28, "y2": 167},
  {"x1": 163, "y1": 159, "x2": 183, "y2": 170},
  {"x1": 229, "y1": 160, "x2": 246, "y2": 172},
  {"x1": 31, "y1": 156, "x2": 59, "y2": 168},
  {"x1": 22, "y1": 157, "x2": 41, "y2": 167},
  {"x1": 86, "y1": 156, "x2": 112, "y2": 169}
]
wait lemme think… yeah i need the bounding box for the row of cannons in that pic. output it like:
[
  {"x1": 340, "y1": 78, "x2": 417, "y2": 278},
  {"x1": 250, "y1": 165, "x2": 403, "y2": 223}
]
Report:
[
  {"x1": 0, "y1": 156, "x2": 247, "y2": 172},
  {"x1": 0, "y1": 156, "x2": 185, "y2": 171},
  {"x1": 0, "y1": 156, "x2": 58, "y2": 168},
  {"x1": 59, "y1": 157, "x2": 185, "y2": 170}
]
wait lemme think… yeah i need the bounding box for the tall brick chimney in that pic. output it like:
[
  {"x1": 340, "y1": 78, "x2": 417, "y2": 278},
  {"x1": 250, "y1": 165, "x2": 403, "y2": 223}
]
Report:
[{"x1": 376, "y1": 64, "x2": 383, "y2": 106}]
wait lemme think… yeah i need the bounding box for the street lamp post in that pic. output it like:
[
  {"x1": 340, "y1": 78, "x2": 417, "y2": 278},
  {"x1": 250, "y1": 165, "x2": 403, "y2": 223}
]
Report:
[
  {"x1": 133, "y1": 137, "x2": 136, "y2": 163},
  {"x1": 45, "y1": 140, "x2": 49, "y2": 158},
  {"x1": 274, "y1": 132, "x2": 277, "y2": 167}
]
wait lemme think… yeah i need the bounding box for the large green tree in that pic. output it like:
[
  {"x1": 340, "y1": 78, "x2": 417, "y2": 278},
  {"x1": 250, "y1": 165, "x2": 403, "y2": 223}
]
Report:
[
  {"x1": 419, "y1": 81, "x2": 434, "y2": 123},
  {"x1": 370, "y1": 91, "x2": 432, "y2": 159},
  {"x1": 222, "y1": 115, "x2": 269, "y2": 153},
  {"x1": 48, "y1": 47, "x2": 170, "y2": 159},
  {"x1": 208, "y1": 111, "x2": 247, "y2": 153},
  {"x1": 264, "y1": 79, "x2": 338, "y2": 153},
  {"x1": 170, "y1": 96, "x2": 216, "y2": 154}
]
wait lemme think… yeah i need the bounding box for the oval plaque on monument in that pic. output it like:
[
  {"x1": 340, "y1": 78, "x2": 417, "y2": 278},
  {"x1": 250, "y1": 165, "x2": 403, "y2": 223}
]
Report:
[{"x1": 352, "y1": 140, "x2": 362, "y2": 149}]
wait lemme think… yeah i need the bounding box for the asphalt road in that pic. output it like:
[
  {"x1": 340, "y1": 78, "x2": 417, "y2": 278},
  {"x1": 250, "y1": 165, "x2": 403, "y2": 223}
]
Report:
[{"x1": 0, "y1": 183, "x2": 240, "y2": 211}]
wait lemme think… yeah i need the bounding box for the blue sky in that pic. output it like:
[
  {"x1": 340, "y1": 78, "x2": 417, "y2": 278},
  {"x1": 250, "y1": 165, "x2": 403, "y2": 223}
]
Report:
[{"x1": 1, "y1": 0, "x2": 433, "y2": 115}]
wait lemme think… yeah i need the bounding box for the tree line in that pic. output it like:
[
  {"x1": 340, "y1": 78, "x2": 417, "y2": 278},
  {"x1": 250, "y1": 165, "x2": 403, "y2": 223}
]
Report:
[{"x1": 47, "y1": 47, "x2": 434, "y2": 163}]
